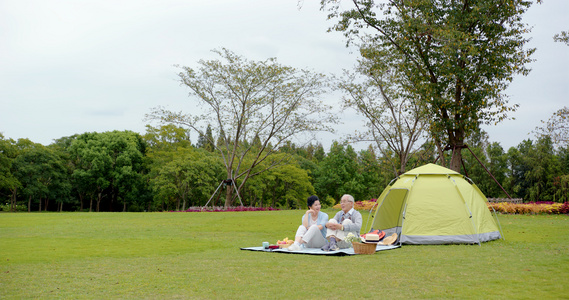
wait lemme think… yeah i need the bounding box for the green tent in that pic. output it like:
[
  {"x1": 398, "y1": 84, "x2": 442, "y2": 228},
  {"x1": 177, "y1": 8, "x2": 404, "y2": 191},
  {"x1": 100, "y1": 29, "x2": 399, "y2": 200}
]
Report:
[{"x1": 370, "y1": 163, "x2": 502, "y2": 245}]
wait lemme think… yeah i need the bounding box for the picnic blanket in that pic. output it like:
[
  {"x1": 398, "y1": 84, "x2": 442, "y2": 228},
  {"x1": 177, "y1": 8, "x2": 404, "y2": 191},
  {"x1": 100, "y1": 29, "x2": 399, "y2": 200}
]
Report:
[{"x1": 240, "y1": 244, "x2": 400, "y2": 256}]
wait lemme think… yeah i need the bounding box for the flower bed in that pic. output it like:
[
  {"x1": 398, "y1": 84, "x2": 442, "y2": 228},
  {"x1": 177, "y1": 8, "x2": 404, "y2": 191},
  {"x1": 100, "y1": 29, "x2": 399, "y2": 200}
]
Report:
[
  {"x1": 487, "y1": 201, "x2": 569, "y2": 215},
  {"x1": 332, "y1": 199, "x2": 378, "y2": 211},
  {"x1": 329, "y1": 199, "x2": 569, "y2": 215}
]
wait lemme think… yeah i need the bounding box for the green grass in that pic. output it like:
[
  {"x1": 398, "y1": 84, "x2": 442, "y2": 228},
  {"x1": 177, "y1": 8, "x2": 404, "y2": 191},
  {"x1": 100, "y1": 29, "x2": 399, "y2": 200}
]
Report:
[{"x1": 1, "y1": 210, "x2": 568, "y2": 299}]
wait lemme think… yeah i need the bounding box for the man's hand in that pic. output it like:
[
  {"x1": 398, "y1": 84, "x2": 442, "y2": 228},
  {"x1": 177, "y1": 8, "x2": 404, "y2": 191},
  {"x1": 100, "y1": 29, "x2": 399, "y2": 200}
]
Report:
[{"x1": 326, "y1": 222, "x2": 342, "y2": 230}]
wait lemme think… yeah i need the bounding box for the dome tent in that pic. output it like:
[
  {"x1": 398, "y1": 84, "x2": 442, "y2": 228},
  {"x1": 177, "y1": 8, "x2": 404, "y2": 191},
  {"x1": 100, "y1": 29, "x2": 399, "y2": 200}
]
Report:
[{"x1": 370, "y1": 163, "x2": 502, "y2": 245}]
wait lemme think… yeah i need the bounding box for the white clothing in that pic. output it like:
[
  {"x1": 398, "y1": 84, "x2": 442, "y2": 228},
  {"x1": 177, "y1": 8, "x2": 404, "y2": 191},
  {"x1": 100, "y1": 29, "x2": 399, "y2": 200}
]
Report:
[
  {"x1": 295, "y1": 224, "x2": 327, "y2": 248},
  {"x1": 326, "y1": 219, "x2": 357, "y2": 249}
]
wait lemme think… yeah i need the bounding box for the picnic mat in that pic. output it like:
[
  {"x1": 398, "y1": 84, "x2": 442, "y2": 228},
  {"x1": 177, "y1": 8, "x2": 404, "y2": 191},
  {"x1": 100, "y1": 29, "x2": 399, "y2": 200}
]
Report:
[{"x1": 240, "y1": 244, "x2": 400, "y2": 256}]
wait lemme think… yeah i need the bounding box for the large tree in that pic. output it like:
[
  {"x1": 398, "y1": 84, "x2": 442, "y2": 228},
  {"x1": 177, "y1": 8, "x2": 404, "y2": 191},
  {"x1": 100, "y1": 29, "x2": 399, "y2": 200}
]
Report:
[
  {"x1": 243, "y1": 159, "x2": 315, "y2": 209},
  {"x1": 534, "y1": 106, "x2": 569, "y2": 149},
  {"x1": 13, "y1": 141, "x2": 70, "y2": 212},
  {"x1": 314, "y1": 141, "x2": 366, "y2": 202},
  {"x1": 357, "y1": 145, "x2": 386, "y2": 199},
  {"x1": 147, "y1": 48, "x2": 337, "y2": 207},
  {"x1": 321, "y1": 0, "x2": 536, "y2": 171},
  {"x1": 339, "y1": 45, "x2": 428, "y2": 175},
  {"x1": 150, "y1": 149, "x2": 223, "y2": 211},
  {"x1": 69, "y1": 131, "x2": 147, "y2": 212},
  {"x1": 510, "y1": 137, "x2": 561, "y2": 202},
  {"x1": 0, "y1": 135, "x2": 21, "y2": 212}
]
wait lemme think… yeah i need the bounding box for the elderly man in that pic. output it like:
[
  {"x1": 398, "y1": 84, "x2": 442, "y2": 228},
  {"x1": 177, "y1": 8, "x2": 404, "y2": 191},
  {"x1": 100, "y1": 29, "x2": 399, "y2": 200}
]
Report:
[{"x1": 321, "y1": 194, "x2": 362, "y2": 251}]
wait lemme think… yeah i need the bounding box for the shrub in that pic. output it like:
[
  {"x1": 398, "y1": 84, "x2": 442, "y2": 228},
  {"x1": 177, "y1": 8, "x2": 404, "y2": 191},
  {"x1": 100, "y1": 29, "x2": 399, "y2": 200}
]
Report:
[
  {"x1": 0, "y1": 203, "x2": 27, "y2": 212},
  {"x1": 322, "y1": 196, "x2": 335, "y2": 209},
  {"x1": 560, "y1": 202, "x2": 569, "y2": 214},
  {"x1": 487, "y1": 202, "x2": 568, "y2": 215},
  {"x1": 332, "y1": 199, "x2": 378, "y2": 211}
]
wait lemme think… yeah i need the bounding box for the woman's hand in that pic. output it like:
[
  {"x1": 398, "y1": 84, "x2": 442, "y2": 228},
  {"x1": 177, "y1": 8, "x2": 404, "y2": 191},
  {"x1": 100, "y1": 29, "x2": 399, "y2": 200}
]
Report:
[{"x1": 306, "y1": 209, "x2": 316, "y2": 216}]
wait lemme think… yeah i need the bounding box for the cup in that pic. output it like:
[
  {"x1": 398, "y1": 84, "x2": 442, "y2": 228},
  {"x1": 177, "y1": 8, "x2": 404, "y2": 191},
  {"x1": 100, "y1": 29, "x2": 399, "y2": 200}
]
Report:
[{"x1": 262, "y1": 241, "x2": 269, "y2": 249}]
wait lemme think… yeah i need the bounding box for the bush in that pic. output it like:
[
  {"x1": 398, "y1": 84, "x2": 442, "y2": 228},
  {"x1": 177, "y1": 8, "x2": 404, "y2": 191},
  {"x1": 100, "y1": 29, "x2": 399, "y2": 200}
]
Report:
[
  {"x1": 487, "y1": 202, "x2": 569, "y2": 215},
  {"x1": 0, "y1": 203, "x2": 27, "y2": 212},
  {"x1": 332, "y1": 199, "x2": 378, "y2": 211},
  {"x1": 559, "y1": 202, "x2": 569, "y2": 214},
  {"x1": 321, "y1": 196, "x2": 335, "y2": 209}
]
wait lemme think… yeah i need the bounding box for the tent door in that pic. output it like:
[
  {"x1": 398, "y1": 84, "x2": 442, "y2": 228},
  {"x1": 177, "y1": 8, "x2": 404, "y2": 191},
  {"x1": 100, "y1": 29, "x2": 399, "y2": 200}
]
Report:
[{"x1": 372, "y1": 188, "x2": 409, "y2": 239}]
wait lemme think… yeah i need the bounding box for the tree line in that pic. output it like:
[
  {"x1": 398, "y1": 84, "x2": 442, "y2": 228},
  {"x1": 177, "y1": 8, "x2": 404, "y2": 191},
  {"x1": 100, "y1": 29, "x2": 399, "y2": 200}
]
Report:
[
  {"x1": 4, "y1": 1, "x2": 568, "y2": 211},
  {"x1": 1, "y1": 126, "x2": 567, "y2": 212}
]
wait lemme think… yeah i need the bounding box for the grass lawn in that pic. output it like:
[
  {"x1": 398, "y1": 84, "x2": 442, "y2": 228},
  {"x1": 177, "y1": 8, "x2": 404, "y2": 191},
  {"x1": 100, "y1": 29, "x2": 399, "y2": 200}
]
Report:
[{"x1": 1, "y1": 209, "x2": 568, "y2": 299}]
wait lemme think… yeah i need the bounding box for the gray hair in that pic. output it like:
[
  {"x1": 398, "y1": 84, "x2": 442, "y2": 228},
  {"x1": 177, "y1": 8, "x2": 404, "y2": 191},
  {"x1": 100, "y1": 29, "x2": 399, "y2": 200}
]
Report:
[{"x1": 341, "y1": 194, "x2": 354, "y2": 203}]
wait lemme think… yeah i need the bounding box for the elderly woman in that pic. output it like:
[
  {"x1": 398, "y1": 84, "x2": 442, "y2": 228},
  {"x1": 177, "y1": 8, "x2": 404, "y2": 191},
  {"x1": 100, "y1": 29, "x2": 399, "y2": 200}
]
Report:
[{"x1": 288, "y1": 195, "x2": 329, "y2": 251}]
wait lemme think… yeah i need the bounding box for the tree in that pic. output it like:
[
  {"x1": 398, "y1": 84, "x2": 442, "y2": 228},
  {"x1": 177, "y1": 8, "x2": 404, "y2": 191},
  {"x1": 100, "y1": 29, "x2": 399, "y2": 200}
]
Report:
[
  {"x1": 525, "y1": 136, "x2": 560, "y2": 202},
  {"x1": 51, "y1": 135, "x2": 86, "y2": 211},
  {"x1": 150, "y1": 149, "x2": 223, "y2": 210},
  {"x1": 314, "y1": 141, "x2": 365, "y2": 202},
  {"x1": 534, "y1": 106, "x2": 569, "y2": 149},
  {"x1": 70, "y1": 132, "x2": 110, "y2": 212},
  {"x1": 147, "y1": 48, "x2": 337, "y2": 207},
  {"x1": 555, "y1": 147, "x2": 569, "y2": 202},
  {"x1": 339, "y1": 45, "x2": 428, "y2": 175},
  {"x1": 244, "y1": 160, "x2": 315, "y2": 209},
  {"x1": 0, "y1": 135, "x2": 21, "y2": 212},
  {"x1": 196, "y1": 124, "x2": 215, "y2": 152},
  {"x1": 144, "y1": 124, "x2": 192, "y2": 151},
  {"x1": 405, "y1": 140, "x2": 439, "y2": 170},
  {"x1": 144, "y1": 125, "x2": 201, "y2": 211},
  {"x1": 358, "y1": 145, "x2": 385, "y2": 199},
  {"x1": 69, "y1": 131, "x2": 147, "y2": 212},
  {"x1": 313, "y1": 143, "x2": 326, "y2": 162},
  {"x1": 289, "y1": 143, "x2": 324, "y2": 188},
  {"x1": 321, "y1": 0, "x2": 536, "y2": 172},
  {"x1": 13, "y1": 141, "x2": 70, "y2": 212},
  {"x1": 485, "y1": 142, "x2": 509, "y2": 197},
  {"x1": 553, "y1": 31, "x2": 569, "y2": 46},
  {"x1": 507, "y1": 137, "x2": 561, "y2": 202}
]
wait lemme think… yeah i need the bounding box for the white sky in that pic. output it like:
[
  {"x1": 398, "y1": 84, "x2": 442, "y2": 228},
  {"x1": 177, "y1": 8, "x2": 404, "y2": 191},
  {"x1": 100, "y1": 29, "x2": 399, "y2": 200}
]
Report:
[{"x1": 1, "y1": 0, "x2": 567, "y2": 152}]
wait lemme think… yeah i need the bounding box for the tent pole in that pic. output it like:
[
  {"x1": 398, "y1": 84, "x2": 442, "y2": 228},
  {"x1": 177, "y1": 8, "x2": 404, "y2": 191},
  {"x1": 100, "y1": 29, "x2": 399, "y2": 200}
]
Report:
[
  {"x1": 463, "y1": 145, "x2": 507, "y2": 241},
  {"x1": 465, "y1": 145, "x2": 513, "y2": 200},
  {"x1": 489, "y1": 204, "x2": 506, "y2": 241},
  {"x1": 364, "y1": 201, "x2": 379, "y2": 233}
]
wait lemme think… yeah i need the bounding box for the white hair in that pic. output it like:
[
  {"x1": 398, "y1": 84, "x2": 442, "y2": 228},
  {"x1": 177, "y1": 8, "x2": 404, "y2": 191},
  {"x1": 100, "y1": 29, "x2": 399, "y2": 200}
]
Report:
[{"x1": 341, "y1": 194, "x2": 354, "y2": 203}]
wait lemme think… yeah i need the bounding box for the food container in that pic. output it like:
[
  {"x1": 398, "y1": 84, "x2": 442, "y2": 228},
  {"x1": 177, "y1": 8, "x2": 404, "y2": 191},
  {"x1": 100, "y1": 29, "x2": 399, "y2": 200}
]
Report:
[{"x1": 352, "y1": 242, "x2": 376, "y2": 254}]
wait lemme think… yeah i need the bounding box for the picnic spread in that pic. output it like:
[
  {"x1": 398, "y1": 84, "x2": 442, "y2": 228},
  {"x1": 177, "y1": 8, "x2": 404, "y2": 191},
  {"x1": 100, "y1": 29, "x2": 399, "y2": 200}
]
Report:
[{"x1": 241, "y1": 231, "x2": 400, "y2": 256}]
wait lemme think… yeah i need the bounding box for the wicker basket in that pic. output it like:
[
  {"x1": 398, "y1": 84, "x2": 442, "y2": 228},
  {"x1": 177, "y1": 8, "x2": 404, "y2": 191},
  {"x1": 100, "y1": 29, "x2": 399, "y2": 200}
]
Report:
[{"x1": 352, "y1": 242, "x2": 376, "y2": 255}]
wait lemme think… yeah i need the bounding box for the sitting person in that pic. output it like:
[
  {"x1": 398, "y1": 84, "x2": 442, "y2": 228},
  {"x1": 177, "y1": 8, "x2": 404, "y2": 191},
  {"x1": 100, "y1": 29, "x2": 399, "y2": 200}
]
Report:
[
  {"x1": 288, "y1": 195, "x2": 328, "y2": 251},
  {"x1": 321, "y1": 194, "x2": 362, "y2": 251}
]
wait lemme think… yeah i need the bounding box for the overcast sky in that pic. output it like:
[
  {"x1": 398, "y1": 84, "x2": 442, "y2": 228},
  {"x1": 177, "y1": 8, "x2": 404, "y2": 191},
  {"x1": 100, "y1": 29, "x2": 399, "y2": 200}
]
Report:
[{"x1": 1, "y1": 0, "x2": 567, "y2": 152}]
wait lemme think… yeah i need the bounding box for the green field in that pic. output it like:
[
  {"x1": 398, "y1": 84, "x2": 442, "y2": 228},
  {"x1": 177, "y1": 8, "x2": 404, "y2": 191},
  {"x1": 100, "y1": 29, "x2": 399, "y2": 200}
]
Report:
[{"x1": 1, "y1": 210, "x2": 568, "y2": 299}]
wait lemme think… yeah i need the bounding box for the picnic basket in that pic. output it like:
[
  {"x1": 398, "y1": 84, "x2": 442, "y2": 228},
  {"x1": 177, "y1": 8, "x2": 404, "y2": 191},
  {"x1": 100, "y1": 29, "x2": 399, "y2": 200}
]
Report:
[{"x1": 352, "y1": 242, "x2": 376, "y2": 255}]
